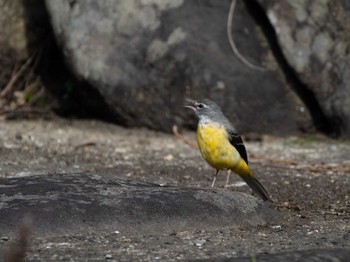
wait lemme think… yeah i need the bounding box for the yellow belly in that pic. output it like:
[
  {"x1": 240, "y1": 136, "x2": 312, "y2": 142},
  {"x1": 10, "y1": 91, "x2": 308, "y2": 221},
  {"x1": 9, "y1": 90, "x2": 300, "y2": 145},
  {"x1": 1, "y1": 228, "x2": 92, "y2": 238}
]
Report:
[{"x1": 197, "y1": 123, "x2": 250, "y2": 175}]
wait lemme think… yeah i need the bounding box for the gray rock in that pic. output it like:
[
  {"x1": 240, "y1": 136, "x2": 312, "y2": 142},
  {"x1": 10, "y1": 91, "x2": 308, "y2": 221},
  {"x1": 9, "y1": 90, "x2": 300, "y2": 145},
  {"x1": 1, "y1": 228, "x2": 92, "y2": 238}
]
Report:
[
  {"x1": 0, "y1": 0, "x2": 49, "y2": 86},
  {"x1": 44, "y1": 0, "x2": 312, "y2": 134},
  {"x1": 0, "y1": 0, "x2": 28, "y2": 62},
  {"x1": 258, "y1": 0, "x2": 350, "y2": 136},
  {"x1": 204, "y1": 248, "x2": 350, "y2": 262},
  {"x1": 0, "y1": 173, "x2": 278, "y2": 236}
]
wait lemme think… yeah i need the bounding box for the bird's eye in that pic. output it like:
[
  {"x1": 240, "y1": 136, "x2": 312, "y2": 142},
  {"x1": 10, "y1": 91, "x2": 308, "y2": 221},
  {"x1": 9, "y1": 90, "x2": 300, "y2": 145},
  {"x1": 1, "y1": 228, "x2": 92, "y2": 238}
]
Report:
[{"x1": 197, "y1": 103, "x2": 204, "y2": 109}]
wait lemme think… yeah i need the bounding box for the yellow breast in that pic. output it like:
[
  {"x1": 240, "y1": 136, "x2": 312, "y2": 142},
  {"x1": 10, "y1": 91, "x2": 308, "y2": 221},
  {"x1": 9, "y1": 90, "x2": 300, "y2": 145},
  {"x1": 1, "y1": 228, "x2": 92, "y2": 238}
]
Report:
[{"x1": 197, "y1": 123, "x2": 250, "y2": 175}]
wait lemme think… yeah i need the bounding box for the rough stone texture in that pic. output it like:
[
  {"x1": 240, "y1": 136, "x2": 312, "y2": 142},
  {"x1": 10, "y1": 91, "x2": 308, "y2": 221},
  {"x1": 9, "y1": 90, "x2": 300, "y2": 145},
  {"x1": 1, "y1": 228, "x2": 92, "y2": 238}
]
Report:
[
  {"x1": 258, "y1": 0, "x2": 350, "y2": 135},
  {"x1": 44, "y1": 0, "x2": 312, "y2": 134},
  {"x1": 212, "y1": 249, "x2": 350, "y2": 262},
  {"x1": 0, "y1": 173, "x2": 277, "y2": 236},
  {"x1": 0, "y1": 119, "x2": 349, "y2": 260},
  {"x1": 0, "y1": 0, "x2": 28, "y2": 89},
  {"x1": 0, "y1": 0, "x2": 28, "y2": 61},
  {"x1": 0, "y1": 0, "x2": 49, "y2": 62},
  {"x1": 0, "y1": 0, "x2": 50, "y2": 90}
]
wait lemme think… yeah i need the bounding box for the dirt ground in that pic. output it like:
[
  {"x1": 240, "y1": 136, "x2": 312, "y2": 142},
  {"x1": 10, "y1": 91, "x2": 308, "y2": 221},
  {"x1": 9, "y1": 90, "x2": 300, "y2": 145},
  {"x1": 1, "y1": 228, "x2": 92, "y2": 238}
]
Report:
[{"x1": 0, "y1": 119, "x2": 349, "y2": 261}]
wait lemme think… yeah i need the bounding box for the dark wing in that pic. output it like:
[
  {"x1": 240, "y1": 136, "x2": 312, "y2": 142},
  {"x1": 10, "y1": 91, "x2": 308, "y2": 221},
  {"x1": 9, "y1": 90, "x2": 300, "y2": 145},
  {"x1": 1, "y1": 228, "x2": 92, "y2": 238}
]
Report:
[{"x1": 228, "y1": 130, "x2": 248, "y2": 164}]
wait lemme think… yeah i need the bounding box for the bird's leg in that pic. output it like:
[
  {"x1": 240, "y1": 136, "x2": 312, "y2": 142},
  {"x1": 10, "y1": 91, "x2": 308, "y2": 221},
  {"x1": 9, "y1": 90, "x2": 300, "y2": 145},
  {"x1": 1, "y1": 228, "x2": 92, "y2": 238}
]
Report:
[
  {"x1": 224, "y1": 169, "x2": 232, "y2": 189},
  {"x1": 211, "y1": 170, "x2": 219, "y2": 188}
]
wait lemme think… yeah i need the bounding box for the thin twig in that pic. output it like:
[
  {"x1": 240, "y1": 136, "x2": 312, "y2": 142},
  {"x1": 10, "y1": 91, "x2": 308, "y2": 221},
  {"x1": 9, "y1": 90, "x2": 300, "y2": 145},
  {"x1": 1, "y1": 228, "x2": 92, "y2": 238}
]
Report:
[
  {"x1": 172, "y1": 125, "x2": 198, "y2": 149},
  {"x1": 253, "y1": 161, "x2": 350, "y2": 174},
  {"x1": 276, "y1": 203, "x2": 302, "y2": 211},
  {"x1": 173, "y1": 126, "x2": 350, "y2": 173},
  {"x1": 252, "y1": 157, "x2": 350, "y2": 168},
  {"x1": 24, "y1": 45, "x2": 44, "y2": 88},
  {"x1": 258, "y1": 163, "x2": 325, "y2": 173},
  {"x1": 0, "y1": 107, "x2": 53, "y2": 118},
  {"x1": 23, "y1": 85, "x2": 45, "y2": 107},
  {"x1": 251, "y1": 157, "x2": 301, "y2": 165},
  {"x1": 227, "y1": 0, "x2": 267, "y2": 71},
  {"x1": 1, "y1": 55, "x2": 34, "y2": 98}
]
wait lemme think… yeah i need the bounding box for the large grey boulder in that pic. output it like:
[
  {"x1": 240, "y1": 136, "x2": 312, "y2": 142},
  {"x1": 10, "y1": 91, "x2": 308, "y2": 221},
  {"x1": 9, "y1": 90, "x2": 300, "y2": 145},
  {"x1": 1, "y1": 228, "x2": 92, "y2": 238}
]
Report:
[
  {"x1": 0, "y1": 173, "x2": 278, "y2": 236},
  {"x1": 44, "y1": 0, "x2": 312, "y2": 134},
  {"x1": 258, "y1": 0, "x2": 350, "y2": 135}
]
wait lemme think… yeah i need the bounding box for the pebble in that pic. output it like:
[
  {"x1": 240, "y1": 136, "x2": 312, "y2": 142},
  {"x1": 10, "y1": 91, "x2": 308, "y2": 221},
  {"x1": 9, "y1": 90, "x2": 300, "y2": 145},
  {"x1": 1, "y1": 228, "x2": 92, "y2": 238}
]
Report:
[
  {"x1": 3, "y1": 143, "x2": 20, "y2": 149},
  {"x1": 271, "y1": 225, "x2": 282, "y2": 229},
  {"x1": 1, "y1": 236, "x2": 9, "y2": 241},
  {"x1": 163, "y1": 154, "x2": 174, "y2": 161},
  {"x1": 193, "y1": 239, "x2": 206, "y2": 247},
  {"x1": 15, "y1": 133, "x2": 22, "y2": 140}
]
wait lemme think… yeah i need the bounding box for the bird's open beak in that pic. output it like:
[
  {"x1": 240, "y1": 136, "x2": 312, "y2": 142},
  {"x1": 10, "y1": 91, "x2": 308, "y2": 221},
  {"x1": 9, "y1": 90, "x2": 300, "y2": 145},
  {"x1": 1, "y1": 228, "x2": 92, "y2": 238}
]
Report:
[{"x1": 184, "y1": 98, "x2": 196, "y2": 111}]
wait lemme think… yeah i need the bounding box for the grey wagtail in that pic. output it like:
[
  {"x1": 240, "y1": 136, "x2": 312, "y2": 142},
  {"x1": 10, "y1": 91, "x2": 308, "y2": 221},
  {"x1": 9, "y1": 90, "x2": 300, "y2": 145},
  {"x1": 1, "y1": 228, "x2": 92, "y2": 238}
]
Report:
[{"x1": 185, "y1": 98, "x2": 272, "y2": 202}]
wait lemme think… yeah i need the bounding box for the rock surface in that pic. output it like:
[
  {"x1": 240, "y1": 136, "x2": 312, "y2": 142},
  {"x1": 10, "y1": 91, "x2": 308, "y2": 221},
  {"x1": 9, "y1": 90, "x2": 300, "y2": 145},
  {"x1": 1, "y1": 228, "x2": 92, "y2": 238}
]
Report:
[
  {"x1": 0, "y1": 173, "x2": 277, "y2": 236},
  {"x1": 0, "y1": 0, "x2": 49, "y2": 86},
  {"x1": 258, "y1": 0, "x2": 350, "y2": 135},
  {"x1": 214, "y1": 249, "x2": 350, "y2": 262},
  {"x1": 44, "y1": 0, "x2": 312, "y2": 134},
  {"x1": 0, "y1": 0, "x2": 28, "y2": 90},
  {"x1": 0, "y1": 119, "x2": 349, "y2": 260},
  {"x1": 0, "y1": 0, "x2": 28, "y2": 62},
  {"x1": 3, "y1": 1, "x2": 350, "y2": 137}
]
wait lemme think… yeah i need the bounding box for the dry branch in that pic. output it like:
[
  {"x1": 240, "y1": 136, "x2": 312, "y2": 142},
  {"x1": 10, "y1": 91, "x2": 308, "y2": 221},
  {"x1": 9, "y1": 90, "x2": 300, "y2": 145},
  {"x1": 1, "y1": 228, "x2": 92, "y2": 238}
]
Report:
[
  {"x1": 227, "y1": 0, "x2": 267, "y2": 71},
  {"x1": 1, "y1": 56, "x2": 34, "y2": 98}
]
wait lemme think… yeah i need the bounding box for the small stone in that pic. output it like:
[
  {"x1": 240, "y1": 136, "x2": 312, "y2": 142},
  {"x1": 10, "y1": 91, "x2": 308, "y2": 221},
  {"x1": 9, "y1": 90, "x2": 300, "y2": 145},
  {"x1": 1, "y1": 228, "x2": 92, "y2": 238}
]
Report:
[
  {"x1": 105, "y1": 254, "x2": 112, "y2": 259},
  {"x1": 3, "y1": 143, "x2": 20, "y2": 149},
  {"x1": 193, "y1": 239, "x2": 206, "y2": 247},
  {"x1": 216, "y1": 81, "x2": 225, "y2": 90},
  {"x1": 232, "y1": 181, "x2": 247, "y2": 187},
  {"x1": 1, "y1": 236, "x2": 9, "y2": 241},
  {"x1": 163, "y1": 154, "x2": 174, "y2": 161},
  {"x1": 271, "y1": 225, "x2": 282, "y2": 229},
  {"x1": 15, "y1": 133, "x2": 22, "y2": 140}
]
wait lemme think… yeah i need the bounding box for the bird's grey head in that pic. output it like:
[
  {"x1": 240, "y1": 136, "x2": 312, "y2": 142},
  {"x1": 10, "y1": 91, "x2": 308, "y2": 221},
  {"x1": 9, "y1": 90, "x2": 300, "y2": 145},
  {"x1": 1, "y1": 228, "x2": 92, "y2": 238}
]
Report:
[{"x1": 185, "y1": 98, "x2": 225, "y2": 121}]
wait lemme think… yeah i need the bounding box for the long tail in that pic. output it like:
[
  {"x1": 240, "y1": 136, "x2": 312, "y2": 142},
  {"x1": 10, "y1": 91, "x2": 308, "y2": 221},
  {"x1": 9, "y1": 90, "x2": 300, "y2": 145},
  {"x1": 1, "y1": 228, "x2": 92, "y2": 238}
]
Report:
[{"x1": 240, "y1": 174, "x2": 272, "y2": 202}]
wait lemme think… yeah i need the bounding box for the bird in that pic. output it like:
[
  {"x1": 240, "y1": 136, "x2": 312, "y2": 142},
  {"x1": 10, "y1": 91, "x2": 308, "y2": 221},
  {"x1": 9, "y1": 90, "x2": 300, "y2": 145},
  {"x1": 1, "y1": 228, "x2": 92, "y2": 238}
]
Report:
[{"x1": 185, "y1": 98, "x2": 272, "y2": 202}]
